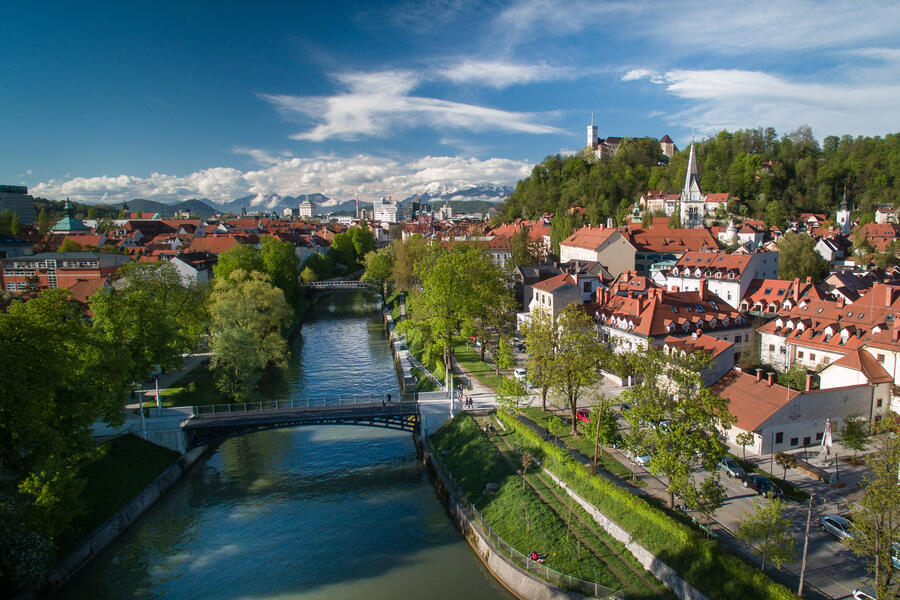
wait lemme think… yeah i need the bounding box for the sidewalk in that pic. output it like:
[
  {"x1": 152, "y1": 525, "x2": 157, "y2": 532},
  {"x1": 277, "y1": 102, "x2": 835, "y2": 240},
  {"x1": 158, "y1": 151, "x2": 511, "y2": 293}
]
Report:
[{"x1": 124, "y1": 353, "x2": 210, "y2": 410}]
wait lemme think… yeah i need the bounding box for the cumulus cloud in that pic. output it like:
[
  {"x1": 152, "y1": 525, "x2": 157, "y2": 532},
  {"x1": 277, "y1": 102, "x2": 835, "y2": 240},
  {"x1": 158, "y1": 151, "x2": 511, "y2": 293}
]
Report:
[
  {"x1": 30, "y1": 153, "x2": 533, "y2": 205},
  {"x1": 627, "y1": 67, "x2": 900, "y2": 138},
  {"x1": 439, "y1": 59, "x2": 577, "y2": 88},
  {"x1": 259, "y1": 69, "x2": 562, "y2": 142}
]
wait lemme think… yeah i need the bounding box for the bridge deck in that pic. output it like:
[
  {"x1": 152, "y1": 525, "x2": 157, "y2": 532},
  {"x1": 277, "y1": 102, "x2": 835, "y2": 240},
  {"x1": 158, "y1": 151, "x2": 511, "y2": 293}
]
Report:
[{"x1": 185, "y1": 401, "x2": 418, "y2": 430}]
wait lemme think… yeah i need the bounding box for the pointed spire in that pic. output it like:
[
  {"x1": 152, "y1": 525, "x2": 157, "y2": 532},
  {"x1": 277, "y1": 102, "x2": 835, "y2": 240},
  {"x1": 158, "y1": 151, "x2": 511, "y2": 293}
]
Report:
[
  {"x1": 683, "y1": 142, "x2": 700, "y2": 195},
  {"x1": 841, "y1": 184, "x2": 848, "y2": 210}
]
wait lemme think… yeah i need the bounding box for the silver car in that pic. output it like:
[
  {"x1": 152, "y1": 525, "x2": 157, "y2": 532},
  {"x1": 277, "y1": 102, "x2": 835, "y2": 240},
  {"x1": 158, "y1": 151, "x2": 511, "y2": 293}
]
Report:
[
  {"x1": 820, "y1": 514, "x2": 854, "y2": 541},
  {"x1": 717, "y1": 457, "x2": 745, "y2": 478}
]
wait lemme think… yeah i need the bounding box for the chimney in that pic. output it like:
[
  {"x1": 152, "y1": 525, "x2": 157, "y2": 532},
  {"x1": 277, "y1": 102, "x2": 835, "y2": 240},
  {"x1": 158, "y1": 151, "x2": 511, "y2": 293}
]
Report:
[
  {"x1": 767, "y1": 372, "x2": 775, "y2": 386},
  {"x1": 884, "y1": 284, "x2": 893, "y2": 307},
  {"x1": 793, "y1": 278, "x2": 800, "y2": 301},
  {"x1": 699, "y1": 278, "x2": 708, "y2": 301},
  {"x1": 806, "y1": 276, "x2": 812, "y2": 285},
  {"x1": 587, "y1": 223, "x2": 592, "y2": 229},
  {"x1": 627, "y1": 291, "x2": 634, "y2": 299},
  {"x1": 805, "y1": 374, "x2": 813, "y2": 392},
  {"x1": 692, "y1": 328, "x2": 701, "y2": 339},
  {"x1": 755, "y1": 368, "x2": 763, "y2": 382}
]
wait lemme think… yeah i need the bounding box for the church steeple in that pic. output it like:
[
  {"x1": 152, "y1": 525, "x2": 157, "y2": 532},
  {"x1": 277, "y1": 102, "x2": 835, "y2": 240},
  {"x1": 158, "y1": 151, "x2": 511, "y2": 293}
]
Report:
[{"x1": 682, "y1": 142, "x2": 702, "y2": 199}]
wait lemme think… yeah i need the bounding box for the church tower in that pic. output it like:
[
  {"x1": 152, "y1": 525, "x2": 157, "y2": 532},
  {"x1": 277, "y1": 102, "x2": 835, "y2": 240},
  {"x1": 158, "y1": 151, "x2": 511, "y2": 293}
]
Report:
[
  {"x1": 836, "y1": 186, "x2": 851, "y2": 235},
  {"x1": 679, "y1": 142, "x2": 705, "y2": 229},
  {"x1": 586, "y1": 113, "x2": 598, "y2": 148}
]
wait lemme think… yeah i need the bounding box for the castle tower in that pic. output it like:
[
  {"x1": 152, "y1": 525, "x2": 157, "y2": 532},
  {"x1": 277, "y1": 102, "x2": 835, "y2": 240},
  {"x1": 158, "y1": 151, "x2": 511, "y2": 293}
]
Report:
[{"x1": 587, "y1": 113, "x2": 598, "y2": 148}]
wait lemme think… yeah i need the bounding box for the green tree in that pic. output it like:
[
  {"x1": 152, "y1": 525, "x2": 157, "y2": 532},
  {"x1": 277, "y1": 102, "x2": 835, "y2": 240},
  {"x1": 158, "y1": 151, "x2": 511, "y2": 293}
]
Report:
[
  {"x1": 736, "y1": 498, "x2": 795, "y2": 572},
  {"x1": 620, "y1": 344, "x2": 734, "y2": 507},
  {"x1": 361, "y1": 246, "x2": 394, "y2": 293},
  {"x1": 847, "y1": 420, "x2": 900, "y2": 600},
  {"x1": 776, "y1": 364, "x2": 808, "y2": 390},
  {"x1": 775, "y1": 452, "x2": 798, "y2": 481},
  {"x1": 213, "y1": 243, "x2": 264, "y2": 281},
  {"x1": 260, "y1": 236, "x2": 301, "y2": 307},
  {"x1": 736, "y1": 431, "x2": 756, "y2": 460},
  {"x1": 668, "y1": 212, "x2": 681, "y2": 228},
  {"x1": 496, "y1": 375, "x2": 529, "y2": 415},
  {"x1": 551, "y1": 304, "x2": 602, "y2": 435},
  {"x1": 776, "y1": 232, "x2": 830, "y2": 281},
  {"x1": 90, "y1": 261, "x2": 204, "y2": 386},
  {"x1": 588, "y1": 396, "x2": 619, "y2": 472},
  {"x1": 57, "y1": 238, "x2": 84, "y2": 253},
  {"x1": 300, "y1": 253, "x2": 334, "y2": 282},
  {"x1": 390, "y1": 235, "x2": 428, "y2": 292},
  {"x1": 839, "y1": 414, "x2": 869, "y2": 458},
  {"x1": 510, "y1": 227, "x2": 542, "y2": 267},
  {"x1": 37, "y1": 207, "x2": 52, "y2": 235},
  {"x1": 524, "y1": 310, "x2": 556, "y2": 411},
  {"x1": 496, "y1": 338, "x2": 515, "y2": 375},
  {"x1": 549, "y1": 214, "x2": 573, "y2": 258},
  {"x1": 208, "y1": 269, "x2": 292, "y2": 400},
  {"x1": 348, "y1": 226, "x2": 375, "y2": 264}
]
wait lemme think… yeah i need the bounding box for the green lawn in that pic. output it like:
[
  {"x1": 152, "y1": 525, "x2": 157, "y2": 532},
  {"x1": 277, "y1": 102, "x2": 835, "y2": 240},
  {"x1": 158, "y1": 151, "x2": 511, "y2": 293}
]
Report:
[
  {"x1": 520, "y1": 407, "x2": 639, "y2": 484},
  {"x1": 57, "y1": 434, "x2": 179, "y2": 552},
  {"x1": 452, "y1": 340, "x2": 503, "y2": 391},
  {"x1": 138, "y1": 365, "x2": 227, "y2": 409}
]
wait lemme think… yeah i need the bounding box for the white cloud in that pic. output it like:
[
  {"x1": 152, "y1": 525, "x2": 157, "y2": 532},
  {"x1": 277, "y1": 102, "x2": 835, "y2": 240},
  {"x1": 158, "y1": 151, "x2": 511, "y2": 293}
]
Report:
[
  {"x1": 439, "y1": 59, "x2": 577, "y2": 88},
  {"x1": 30, "y1": 153, "x2": 533, "y2": 205},
  {"x1": 259, "y1": 69, "x2": 562, "y2": 142},
  {"x1": 631, "y1": 67, "x2": 900, "y2": 138}
]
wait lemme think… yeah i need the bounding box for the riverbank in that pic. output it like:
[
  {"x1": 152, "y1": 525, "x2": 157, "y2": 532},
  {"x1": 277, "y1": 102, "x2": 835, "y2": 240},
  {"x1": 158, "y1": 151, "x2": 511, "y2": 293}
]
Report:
[{"x1": 24, "y1": 440, "x2": 210, "y2": 599}]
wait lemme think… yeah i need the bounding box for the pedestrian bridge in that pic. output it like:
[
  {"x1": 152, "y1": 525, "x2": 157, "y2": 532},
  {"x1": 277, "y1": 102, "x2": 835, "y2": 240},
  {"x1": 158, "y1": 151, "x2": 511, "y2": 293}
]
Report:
[
  {"x1": 303, "y1": 280, "x2": 377, "y2": 290},
  {"x1": 182, "y1": 394, "x2": 419, "y2": 449}
]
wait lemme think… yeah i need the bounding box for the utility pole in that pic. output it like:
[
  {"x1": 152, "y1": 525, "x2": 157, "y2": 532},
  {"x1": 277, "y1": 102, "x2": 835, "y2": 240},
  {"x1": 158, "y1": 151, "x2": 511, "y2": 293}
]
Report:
[
  {"x1": 155, "y1": 376, "x2": 162, "y2": 417},
  {"x1": 798, "y1": 494, "x2": 815, "y2": 597}
]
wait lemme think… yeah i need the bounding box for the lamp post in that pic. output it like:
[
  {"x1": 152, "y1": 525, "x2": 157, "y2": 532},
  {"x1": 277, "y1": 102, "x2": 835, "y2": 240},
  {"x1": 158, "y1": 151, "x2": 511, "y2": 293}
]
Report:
[{"x1": 155, "y1": 376, "x2": 162, "y2": 417}]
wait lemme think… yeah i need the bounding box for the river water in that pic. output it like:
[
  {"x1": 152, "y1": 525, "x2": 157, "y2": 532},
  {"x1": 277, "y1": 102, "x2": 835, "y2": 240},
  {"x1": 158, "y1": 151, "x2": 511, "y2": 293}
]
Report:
[{"x1": 62, "y1": 291, "x2": 512, "y2": 600}]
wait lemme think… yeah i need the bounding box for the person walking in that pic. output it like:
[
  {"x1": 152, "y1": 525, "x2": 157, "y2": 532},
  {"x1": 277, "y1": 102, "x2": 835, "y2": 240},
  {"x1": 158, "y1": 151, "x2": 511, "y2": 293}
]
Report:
[{"x1": 386, "y1": 393, "x2": 392, "y2": 403}]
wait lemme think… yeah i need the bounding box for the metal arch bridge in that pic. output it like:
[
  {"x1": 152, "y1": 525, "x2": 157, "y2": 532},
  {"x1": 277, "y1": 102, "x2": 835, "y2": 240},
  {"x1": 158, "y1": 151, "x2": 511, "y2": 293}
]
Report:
[
  {"x1": 302, "y1": 280, "x2": 377, "y2": 290},
  {"x1": 182, "y1": 394, "x2": 419, "y2": 449}
]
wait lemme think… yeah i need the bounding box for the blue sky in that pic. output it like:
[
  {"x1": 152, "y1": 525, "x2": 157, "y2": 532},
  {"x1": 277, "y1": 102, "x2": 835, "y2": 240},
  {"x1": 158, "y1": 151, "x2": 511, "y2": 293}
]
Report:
[{"x1": 3, "y1": 0, "x2": 899, "y2": 206}]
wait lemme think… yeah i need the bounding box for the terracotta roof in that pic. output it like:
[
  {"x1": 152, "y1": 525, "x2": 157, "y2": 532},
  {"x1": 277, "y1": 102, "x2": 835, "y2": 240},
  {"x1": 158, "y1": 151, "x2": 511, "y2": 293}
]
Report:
[
  {"x1": 705, "y1": 193, "x2": 731, "y2": 203},
  {"x1": 832, "y1": 349, "x2": 893, "y2": 383},
  {"x1": 663, "y1": 333, "x2": 734, "y2": 359},
  {"x1": 713, "y1": 370, "x2": 799, "y2": 431},
  {"x1": 561, "y1": 225, "x2": 620, "y2": 251},
  {"x1": 674, "y1": 251, "x2": 752, "y2": 275},
  {"x1": 532, "y1": 272, "x2": 577, "y2": 293},
  {"x1": 740, "y1": 278, "x2": 794, "y2": 308},
  {"x1": 187, "y1": 234, "x2": 257, "y2": 254},
  {"x1": 67, "y1": 277, "x2": 111, "y2": 304},
  {"x1": 627, "y1": 225, "x2": 720, "y2": 254}
]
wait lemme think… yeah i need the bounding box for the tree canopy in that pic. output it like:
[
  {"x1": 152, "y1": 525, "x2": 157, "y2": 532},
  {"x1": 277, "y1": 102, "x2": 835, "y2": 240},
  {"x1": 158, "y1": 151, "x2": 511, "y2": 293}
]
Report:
[{"x1": 776, "y1": 232, "x2": 831, "y2": 281}]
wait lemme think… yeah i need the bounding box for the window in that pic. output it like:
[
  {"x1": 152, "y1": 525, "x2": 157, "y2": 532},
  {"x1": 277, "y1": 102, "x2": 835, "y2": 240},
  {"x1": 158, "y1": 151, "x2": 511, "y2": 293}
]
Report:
[
  {"x1": 823, "y1": 356, "x2": 830, "y2": 364},
  {"x1": 803, "y1": 436, "x2": 811, "y2": 446},
  {"x1": 5, "y1": 282, "x2": 14, "y2": 291},
  {"x1": 769, "y1": 344, "x2": 775, "y2": 352},
  {"x1": 47, "y1": 275, "x2": 57, "y2": 289},
  {"x1": 878, "y1": 354, "x2": 885, "y2": 363},
  {"x1": 735, "y1": 335, "x2": 742, "y2": 343},
  {"x1": 735, "y1": 351, "x2": 741, "y2": 360},
  {"x1": 797, "y1": 351, "x2": 804, "y2": 359},
  {"x1": 16, "y1": 282, "x2": 26, "y2": 290},
  {"x1": 816, "y1": 432, "x2": 823, "y2": 441},
  {"x1": 790, "y1": 437, "x2": 799, "y2": 446},
  {"x1": 877, "y1": 398, "x2": 883, "y2": 408},
  {"x1": 775, "y1": 432, "x2": 783, "y2": 444},
  {"x1": 809, "y1": 353, "x2": 816, "y2": 361},
  {"x1": 780, "y1": 346, "x2": 786, "y2": 354}
]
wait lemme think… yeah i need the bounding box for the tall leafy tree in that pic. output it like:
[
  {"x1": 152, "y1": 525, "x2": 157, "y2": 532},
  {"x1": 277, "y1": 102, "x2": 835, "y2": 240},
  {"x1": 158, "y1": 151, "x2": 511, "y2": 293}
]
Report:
[
  {"x1": 550, "y1": 304, "x2": 602, "y2": 435},
  {"x1": 776, "y1": 232, "x2": 830, "y2": 281},
  {"x1": 260, "y1": 236, "x2": 301, "y2": 307},
  {"x1": 208, "y1": 269, "x2": 292, "y2": 400},
  {"x1": 524, "y1": 310, "x2": 556, "y2": 411},
  {"x1": 90, "y1": 261, "x2": 204, "y2": 386},
  {"x1": 361, "y1": 246, "x2": 394, "y2": 293},
  {"x1": 620, "y1": 345, "x2": 734, "y2": 507},
  {"x1": 848, "y1": 420, "x2": 900, "y2": 600},
  {"x1": 736, "y1": 499, "x2": 795, "y2": 573},
  {"x1": 213, "y1": 243, "x2": 264, "y2": 281}
]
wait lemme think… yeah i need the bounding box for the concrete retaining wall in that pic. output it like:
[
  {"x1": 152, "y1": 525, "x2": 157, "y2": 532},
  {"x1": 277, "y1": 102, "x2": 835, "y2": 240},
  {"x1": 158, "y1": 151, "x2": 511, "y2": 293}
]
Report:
[
  {"x1": 37, "y1": 444, "x2": 210, "y2": 597},
  {"x1": 419, "y1": 440, "x2": 589, "y2": 600},
  {"x1": 540, "y1": 468, "x2": 709, "y2": 600}
]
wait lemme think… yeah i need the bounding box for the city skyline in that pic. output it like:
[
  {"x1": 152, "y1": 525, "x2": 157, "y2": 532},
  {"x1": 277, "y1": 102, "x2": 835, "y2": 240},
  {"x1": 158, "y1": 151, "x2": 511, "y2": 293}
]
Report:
[{"x1": 4, "y1": 0, "x2": 899, "y2": 205}]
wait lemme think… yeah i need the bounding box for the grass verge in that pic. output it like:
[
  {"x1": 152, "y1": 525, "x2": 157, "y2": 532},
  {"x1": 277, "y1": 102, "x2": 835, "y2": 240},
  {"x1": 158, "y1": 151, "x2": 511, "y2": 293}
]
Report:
[
  {"x1": 139, "y1": 365, "x2": 227, "y2": 409},
  {"x1": 494, "y1": 410, "x2": 800, "y2": 600},
  {"x1": 451, "y1": 340, "x2": 502, "y2": 391},
  {"x1": 58, "y1": 434, "x2": 179, "y2": 552}
]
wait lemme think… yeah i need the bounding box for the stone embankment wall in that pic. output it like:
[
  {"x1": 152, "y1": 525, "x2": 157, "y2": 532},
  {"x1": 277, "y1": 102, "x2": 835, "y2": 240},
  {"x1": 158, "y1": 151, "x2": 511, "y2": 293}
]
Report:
[
  {"x1": 30, "y1": 444, "x2": 210, "y2": 598},
  {"x1": 418, "y1": 438, "x2": 588, "y2": 600}
]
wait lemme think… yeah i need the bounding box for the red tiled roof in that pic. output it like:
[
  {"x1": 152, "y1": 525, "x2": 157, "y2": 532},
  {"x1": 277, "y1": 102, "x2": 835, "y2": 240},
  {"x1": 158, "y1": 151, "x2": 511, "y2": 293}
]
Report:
[
  {"x1": 532, "y1": 272, "x2": 577, "y2": 293},
  {"x1": 561, "y1": 225, "x2": 620, "y2": 251},
  {"x1": 627, "y1": 225, "x2": 720, "y2": 253},
  {"x1": 663, "y1": 333, "x2": 734, "y2": 359},
  {"x1": 832, "y1": 349, "x2": 893, "y2": 383},
  {"x1": 712, "y1": 370, "x2": 799, "y2": 432},
  {"x1": 187, "y1": 234, "x2": 257, "y2": 254}
]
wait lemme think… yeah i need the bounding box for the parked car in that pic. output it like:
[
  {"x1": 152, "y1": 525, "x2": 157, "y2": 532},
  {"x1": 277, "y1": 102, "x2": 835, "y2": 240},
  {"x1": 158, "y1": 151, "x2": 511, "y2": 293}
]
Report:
[
  {"x1": 852, "y1": 586, "x2": 876, "y2": 600},
  {"x1": 515, "y1": 341, "x2": 526, "y2": 352},
  {"x1": 576, "y1": 408, "x2": 591, "y2": 423},
  {"x1": 820, "y1": 514, "x2": 854, "y2": 541},
  {"x1": 513, "y1": 368, "x2": 527, "y2": 381},
  {"x1": 718, "y1": 457, "x2": 746, "y2": 479},
  {"x1": 743, "y1": 474, "x2": 783, "y2": 498},
  {"x1": 625, "y1": 447, "x2": 652, "y2": 467}
]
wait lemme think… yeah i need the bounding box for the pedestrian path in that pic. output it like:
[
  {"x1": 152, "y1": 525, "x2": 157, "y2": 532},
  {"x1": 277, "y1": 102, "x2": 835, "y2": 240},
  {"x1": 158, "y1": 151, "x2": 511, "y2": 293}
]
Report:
[{"x1": 124, "y1": 353, "x2": 209, "y2": 410}]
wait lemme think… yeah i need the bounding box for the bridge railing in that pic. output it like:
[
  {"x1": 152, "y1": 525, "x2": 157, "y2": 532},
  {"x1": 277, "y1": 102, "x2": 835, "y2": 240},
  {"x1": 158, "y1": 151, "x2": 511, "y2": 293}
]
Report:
[
  {"x1": 192, "y1": 392, "x2": 417, "y2": 416},
  {"x1": 423, "y1": 436, "x2": 623, "y2": 599}
]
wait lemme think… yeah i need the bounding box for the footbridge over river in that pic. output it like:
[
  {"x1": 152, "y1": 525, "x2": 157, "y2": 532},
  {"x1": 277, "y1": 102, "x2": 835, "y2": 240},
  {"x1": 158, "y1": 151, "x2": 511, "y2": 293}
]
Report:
[
  {"x1": 303, "y1": 280, "x2": 377, "y2": 291},
  {"x1": 182, "y1": 393, "x2": 421, "y2": 449}
]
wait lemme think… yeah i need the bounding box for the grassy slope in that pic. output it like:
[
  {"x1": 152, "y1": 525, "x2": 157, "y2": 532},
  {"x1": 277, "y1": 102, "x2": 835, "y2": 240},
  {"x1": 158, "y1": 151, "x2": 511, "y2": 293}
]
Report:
[
  {"x1": 57, "y1": 434, "x2": 179, "y2": 552},
  {"x1": 452, "y1": 341, "x2": 503, "y2": 391}
]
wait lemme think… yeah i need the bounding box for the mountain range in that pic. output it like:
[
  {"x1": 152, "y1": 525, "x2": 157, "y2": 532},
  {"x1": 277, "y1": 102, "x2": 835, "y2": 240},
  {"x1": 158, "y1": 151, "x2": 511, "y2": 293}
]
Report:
[{"x1": 99, "y1": 184, "x2": 514, "y2": 218}]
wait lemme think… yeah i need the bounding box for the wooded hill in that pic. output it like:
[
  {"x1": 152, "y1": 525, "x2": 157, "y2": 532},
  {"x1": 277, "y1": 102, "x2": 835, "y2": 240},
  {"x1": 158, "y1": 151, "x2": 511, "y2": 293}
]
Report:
[{"x1": 498, "y1": 127, "x2": 900, "y2": 228}]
